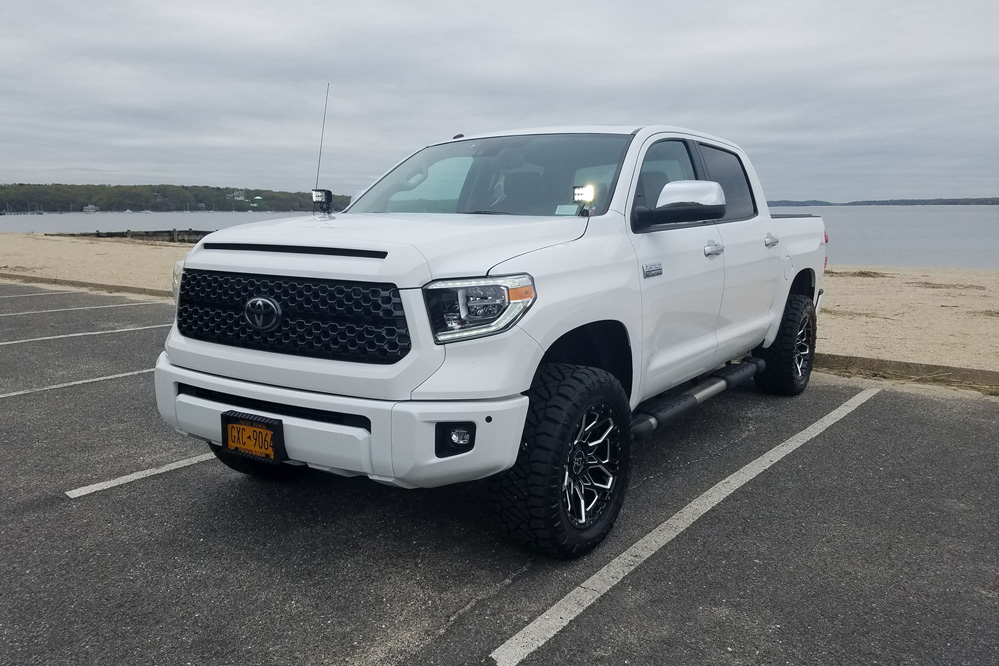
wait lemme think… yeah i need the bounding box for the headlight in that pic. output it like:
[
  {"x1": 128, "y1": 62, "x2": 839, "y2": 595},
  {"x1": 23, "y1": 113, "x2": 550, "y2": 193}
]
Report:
[
  {"x1": 172, "y1": 260, "x2": 184, "y2": 303},
  {"x1": 423, "y1": 274, "x2": 536, "y2": 343}
]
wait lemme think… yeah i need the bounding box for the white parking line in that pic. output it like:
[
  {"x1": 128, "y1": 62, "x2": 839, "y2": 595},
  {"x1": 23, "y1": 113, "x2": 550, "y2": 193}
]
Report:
[
  {"x1": 0, "y1": 302, "x2": 164, "y2": 317},
  {"x1": 65, "y1": 453, "x2": 215, "y2": 498},
  {"x1": 0, "y1": 291, "x2": 76, "y2": 299},
  {"x1": 0, "y1": 324, "x2": 172, "y2": 346},
  {"x1": 490, "y1": 387, "x2": 882, "y2": 666},
  {"x1": 0, "y1": 369, "x2": 154, "y2": 400}
]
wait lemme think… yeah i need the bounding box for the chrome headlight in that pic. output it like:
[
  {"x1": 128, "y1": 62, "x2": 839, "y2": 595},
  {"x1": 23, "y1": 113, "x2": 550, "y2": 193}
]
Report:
[
  {"x1": 172, "y1": 260, "x2": 184, "y2": 303},
  {"x1": 423, "y1": 274, "x2": 536, "y2": 343}
]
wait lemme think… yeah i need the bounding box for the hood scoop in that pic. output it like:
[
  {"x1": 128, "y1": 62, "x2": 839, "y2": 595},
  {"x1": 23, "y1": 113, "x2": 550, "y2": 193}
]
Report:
[{"x1": 202, "y1": 242, "x2": 387, "y2": 260}]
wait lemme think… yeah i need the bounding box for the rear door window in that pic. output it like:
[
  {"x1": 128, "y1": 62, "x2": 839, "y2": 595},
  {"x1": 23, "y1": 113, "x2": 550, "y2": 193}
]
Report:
[{"x1": 698, "y1": 144, "x2": 757, "y2": 221}]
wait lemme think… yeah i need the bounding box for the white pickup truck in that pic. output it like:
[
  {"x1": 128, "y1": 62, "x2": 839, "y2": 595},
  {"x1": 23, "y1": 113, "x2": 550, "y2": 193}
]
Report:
[{"x1": 155, "y1": 126, "x2": 826, "y2": 558}]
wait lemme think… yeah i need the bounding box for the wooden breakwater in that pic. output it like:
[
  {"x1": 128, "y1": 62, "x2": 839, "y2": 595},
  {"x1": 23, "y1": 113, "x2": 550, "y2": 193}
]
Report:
[{"x1": 45, "y1": 229, "x2": 213, "y2": 243}]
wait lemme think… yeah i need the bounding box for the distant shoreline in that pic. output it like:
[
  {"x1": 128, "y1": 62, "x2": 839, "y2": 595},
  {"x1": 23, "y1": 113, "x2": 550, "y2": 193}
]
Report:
[
  {"x1": 768, "y1": 198, "x2": 999, "y2": 207},
  {"x1": 0, "y1": 183, "x2": 349, "y2": 216},
  {"x1": 1, "y1": 182, "x2": 996, "y2": 214}
]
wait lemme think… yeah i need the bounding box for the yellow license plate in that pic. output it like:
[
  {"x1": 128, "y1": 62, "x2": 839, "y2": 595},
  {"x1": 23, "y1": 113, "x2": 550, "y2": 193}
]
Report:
[{"x1": 221, "y1": 411, "x2": 285, "y2": 462}]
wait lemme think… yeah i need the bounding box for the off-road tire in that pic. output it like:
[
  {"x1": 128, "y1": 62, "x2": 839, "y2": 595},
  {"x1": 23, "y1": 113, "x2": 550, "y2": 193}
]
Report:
[
  {"x1": 210, "y1": 444, "x2": 308, "y2": 481},
  {"x1": 754, "y1": 294, "x2": 817, "y2": 396},
  {"x1": 489, "y1": 364, "x2": 632, "y2": 559}
]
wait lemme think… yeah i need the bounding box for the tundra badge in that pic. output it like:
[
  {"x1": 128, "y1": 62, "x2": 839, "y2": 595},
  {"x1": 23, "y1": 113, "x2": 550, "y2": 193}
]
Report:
[{"x1": 643, "y1": 263, "x2": 663, "y2": 279}]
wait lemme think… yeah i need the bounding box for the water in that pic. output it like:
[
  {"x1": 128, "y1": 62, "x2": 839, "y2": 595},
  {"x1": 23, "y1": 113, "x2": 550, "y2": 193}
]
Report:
[
  {"x1": 0, "y1": 211, "x2": 303, "y2": 235},
  {"x1": 776, "y1": 205, "x2": 998, "y2": 270},
  {"x1": 3, "y1": 206, "x2": 997, "y2": 270}
]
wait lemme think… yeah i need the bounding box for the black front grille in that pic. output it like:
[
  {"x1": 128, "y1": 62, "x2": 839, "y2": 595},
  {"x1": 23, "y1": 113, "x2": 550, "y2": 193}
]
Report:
[{"x1": 177, "y1": 269, "x2": 411, "y2": 364}]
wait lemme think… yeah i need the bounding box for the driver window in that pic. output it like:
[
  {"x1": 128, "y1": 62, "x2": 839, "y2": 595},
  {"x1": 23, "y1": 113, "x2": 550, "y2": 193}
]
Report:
[{"x1": 634, "y1": 140, "x2": 695, "y2": 211}]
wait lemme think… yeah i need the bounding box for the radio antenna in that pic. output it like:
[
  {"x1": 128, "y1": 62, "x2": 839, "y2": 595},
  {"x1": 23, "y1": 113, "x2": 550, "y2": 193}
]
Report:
[
  {"x1": 312, "y1": 83, "x2": 334, "y2": 216},
  {"x1": 315, "y1": 83, "x2": 330, "y2": 189}
]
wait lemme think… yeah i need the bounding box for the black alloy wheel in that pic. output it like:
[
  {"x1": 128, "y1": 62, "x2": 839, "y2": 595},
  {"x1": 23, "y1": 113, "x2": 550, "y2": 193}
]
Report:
[{"x1": 561, "y1": 402, "x2": 623, "y2": 529}]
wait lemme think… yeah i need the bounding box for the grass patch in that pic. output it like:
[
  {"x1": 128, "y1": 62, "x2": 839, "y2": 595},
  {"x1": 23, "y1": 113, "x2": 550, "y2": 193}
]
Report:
[
  {"x1": 907, "y1": 281, "x2": 986, "y2": 291},
  {"x1": 825, "y1": 269, "x2": 891, "y2": 278}
]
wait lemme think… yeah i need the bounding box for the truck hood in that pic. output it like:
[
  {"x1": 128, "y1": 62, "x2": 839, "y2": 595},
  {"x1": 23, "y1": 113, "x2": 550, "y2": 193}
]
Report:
[{"x1": 193, "y1": 213, "x2": 586, "y2": 287}]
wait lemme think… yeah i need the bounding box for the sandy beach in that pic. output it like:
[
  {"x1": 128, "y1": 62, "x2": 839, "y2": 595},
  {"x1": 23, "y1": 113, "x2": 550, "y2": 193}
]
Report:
[
  {"x1": 820, "y1": 267, "x2": 999, "y2": 373},
  {"x1": 2, "y1": 232, "x2": 998, "y2": 378}
]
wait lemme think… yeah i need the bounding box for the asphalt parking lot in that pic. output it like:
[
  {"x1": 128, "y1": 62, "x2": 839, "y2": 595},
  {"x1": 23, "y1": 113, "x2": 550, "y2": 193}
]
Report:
[{"x1": 1, "y1": 279, "x2": 997, "y2": 666}]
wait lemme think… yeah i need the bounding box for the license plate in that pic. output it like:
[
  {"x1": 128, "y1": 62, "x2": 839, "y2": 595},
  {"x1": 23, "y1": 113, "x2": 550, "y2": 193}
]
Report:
[{"x1": 221, "y1": 411, "x2": 287, "y2": 463}]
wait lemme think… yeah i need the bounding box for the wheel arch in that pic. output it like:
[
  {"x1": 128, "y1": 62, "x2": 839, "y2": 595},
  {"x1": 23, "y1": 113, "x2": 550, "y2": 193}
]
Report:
[
  {"x1": 789, "y1": 268, "x2": 818, "y2": 303},
  {"x1": 762, "y1": 268, "x2": 818, "y2": 348},
  {"x1": 536, "y1": 320, "x2": 634, "y2": 399}
]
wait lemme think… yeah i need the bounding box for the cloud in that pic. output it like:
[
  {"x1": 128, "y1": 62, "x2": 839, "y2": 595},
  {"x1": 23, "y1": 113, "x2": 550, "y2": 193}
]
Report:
[{"x1": 1, "y1": 0, "x2": 997, "y2": 200}]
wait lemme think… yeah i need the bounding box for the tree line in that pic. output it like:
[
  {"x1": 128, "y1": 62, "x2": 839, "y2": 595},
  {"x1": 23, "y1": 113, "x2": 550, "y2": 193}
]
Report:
[{"x1": 0, "y1": 184, "x2": 351, "y2": 214}]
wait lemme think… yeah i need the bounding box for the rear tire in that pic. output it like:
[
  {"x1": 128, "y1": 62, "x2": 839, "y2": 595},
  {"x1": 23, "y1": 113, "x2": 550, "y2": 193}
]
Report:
[
  {"x1": 489, "y1": 364, "x2": 632, "y2": 559},
  {"x1": 210, "y1": 444, "x2": 308, "y2": 481},
  {"x1": 754, "y1": 294, "x2": 816, "y2": 396}
]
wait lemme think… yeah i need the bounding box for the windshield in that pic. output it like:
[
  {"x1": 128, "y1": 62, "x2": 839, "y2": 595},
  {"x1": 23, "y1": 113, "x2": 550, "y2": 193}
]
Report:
[{"x1": 347, "y1": 133, "x2": 632, "y2": 217}]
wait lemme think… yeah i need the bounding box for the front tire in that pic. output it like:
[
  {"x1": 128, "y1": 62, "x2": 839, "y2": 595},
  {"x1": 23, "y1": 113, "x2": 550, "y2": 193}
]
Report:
[
  {"x1": 489, "y1": 364, "x2": 632, "y2": 559},
  {"x1": 754, "y1": 294, "x2": 817, "y2": 396}
]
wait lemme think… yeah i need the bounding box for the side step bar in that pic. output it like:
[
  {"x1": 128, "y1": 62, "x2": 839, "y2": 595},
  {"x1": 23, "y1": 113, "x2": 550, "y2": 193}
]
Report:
[{"x1": 631, "y1": 358, "x2": 765, "y2": 439}]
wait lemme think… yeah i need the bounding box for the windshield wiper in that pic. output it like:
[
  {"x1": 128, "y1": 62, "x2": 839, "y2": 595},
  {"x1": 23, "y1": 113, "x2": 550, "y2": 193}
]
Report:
[{"x1": 459, "y1": 210, "x2": 512, "y2": 215}]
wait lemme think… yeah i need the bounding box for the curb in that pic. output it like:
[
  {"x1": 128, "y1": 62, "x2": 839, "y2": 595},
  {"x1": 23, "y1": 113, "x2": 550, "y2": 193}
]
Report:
[
  {"x1": 0, "y1": 272, "x2": 172, "y2": 299},
  {"x1": 815, "y1": 353, "x2": 999, "y2": 390}
]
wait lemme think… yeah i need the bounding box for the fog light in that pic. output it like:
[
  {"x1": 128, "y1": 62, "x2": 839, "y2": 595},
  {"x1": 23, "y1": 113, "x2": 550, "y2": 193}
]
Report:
[
  {"x1": 435, "y1": 422, "x2": 476, "y2": 458},
  {"x1": 312, "y1": 188, "x2": 334, "y2": 215}
]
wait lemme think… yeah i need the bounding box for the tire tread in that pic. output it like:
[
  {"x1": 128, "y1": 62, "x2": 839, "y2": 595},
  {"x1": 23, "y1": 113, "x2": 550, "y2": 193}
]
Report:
[
  {"x1": 489, "y1": 363, "x2": 631, "y2": 559},
  {"x1": 754, "y1": 294, "x2": 816, "y2": 396}
]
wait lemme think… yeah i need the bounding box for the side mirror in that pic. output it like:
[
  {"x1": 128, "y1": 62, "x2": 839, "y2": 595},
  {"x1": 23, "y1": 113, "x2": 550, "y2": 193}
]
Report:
[{"x1": 633, "y1": 180, "x2": 726, "y2": 229}]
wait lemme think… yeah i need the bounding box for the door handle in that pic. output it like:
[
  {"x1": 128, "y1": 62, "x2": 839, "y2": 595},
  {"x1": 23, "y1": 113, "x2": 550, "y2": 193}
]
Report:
[
  {"x1": 765, "y1": 234, "x2": 780, "y2": 248},
  {"x1": 703, "y1": 242, "x2": 725, "y2": 257}
]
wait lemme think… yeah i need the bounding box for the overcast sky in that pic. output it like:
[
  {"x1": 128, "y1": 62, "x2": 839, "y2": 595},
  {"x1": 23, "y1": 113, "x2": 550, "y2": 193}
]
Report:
[{"x1": 2, "y1": 0, "x2": 997, "y2": 201}]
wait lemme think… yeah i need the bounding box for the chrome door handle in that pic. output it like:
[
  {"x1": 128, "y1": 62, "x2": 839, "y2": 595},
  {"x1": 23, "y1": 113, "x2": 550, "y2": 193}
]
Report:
[
  {"x1": 765, "y1": 234, "x2": 780, "y2": 248},
  {"x1": 704, "y1": 242, "x2": 725, "y2": 257}
]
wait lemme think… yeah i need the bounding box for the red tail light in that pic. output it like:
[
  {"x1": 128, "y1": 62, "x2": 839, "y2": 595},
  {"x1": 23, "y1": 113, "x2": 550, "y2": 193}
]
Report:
[{"x1": 824, "y1": 231, "x2": 829, "y2": 268}]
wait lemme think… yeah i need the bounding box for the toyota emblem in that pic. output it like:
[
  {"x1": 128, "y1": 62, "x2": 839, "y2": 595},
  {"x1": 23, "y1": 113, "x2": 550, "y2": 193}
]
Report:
[{"x1": 244, "y1": 296, "x2": 282, "y2": 332}]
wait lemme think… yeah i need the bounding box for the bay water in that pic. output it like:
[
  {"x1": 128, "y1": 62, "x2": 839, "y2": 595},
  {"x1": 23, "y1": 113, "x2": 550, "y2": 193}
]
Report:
[
  {"x1": 2, "y1": 206, "x2": 997, "y2": 270},
  {"x1": 778, "y1": 205, "x2": 998, "y2": 270},
  {"x1": 0, "y1": 211, "x2": 301, "y2": 235}
]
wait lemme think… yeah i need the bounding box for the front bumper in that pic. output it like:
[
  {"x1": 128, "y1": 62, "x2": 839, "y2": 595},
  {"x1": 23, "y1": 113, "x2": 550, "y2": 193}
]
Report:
[{"x1": 155, "y1": 353, "x2": 529, "y2": 488}]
